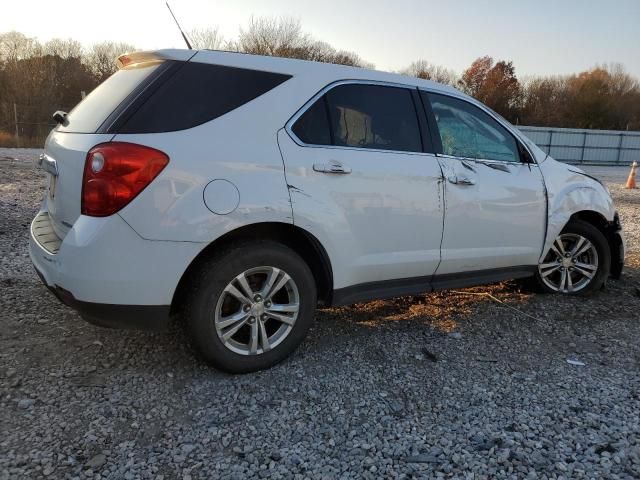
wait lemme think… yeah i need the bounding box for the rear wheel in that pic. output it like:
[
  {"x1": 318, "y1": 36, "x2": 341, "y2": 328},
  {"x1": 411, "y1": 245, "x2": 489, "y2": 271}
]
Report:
[
  {"x1": 184, "y1": 242, "x2": 316, "y2": 373},
  {"x1": 535, "y1": 219, "x2": 610, "y2": 295}
]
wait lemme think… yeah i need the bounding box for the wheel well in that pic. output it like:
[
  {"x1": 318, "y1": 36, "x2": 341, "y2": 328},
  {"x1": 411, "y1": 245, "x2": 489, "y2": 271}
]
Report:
[
  {"x1": 570, "y1": 210, "x2": 622, "y2": 279},
  {"x1": 570, "y1": 210, "x2": 609, "y2": 234},
  {"x1": 171, "y1": 223, "x2": 333, "y2": 315}
]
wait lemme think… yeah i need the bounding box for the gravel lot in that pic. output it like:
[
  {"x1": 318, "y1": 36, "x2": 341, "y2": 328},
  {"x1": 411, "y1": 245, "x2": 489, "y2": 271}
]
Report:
[{"x1": 1, "y1": 148, "x2": 639, "y2": 479}]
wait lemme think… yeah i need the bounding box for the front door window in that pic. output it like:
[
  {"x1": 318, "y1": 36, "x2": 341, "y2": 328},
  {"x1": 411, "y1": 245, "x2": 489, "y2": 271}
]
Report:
[{"x1": 425, "y1": 92, "x2": 520, "y2": 162}]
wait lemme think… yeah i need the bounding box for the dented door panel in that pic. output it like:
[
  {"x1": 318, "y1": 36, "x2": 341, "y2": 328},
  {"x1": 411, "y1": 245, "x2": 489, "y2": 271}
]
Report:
[
  {"x1": 436, "y1": 156, "x2": 546, "y2": 274},
  {"x1": 278, "y1": 130, "x2": 444, "y2": 289}
]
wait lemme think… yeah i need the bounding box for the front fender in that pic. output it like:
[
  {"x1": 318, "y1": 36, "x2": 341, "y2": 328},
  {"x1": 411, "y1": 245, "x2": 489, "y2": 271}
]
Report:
[{"x1": 539, "y1": 159, "x2": 615, "y2": 261}]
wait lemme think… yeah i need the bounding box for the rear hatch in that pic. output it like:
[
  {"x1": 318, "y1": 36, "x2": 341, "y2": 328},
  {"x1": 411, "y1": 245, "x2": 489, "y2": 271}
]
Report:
[
  {"x1": 44, "y1": 132, "x2": 113, "y2": 238},
  {"x1": 42, "y1": 50, "x2": 192, "y2": 239}
]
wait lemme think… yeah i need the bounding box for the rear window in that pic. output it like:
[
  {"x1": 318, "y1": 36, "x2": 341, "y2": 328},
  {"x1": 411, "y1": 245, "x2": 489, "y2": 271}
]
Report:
[
  {"x1": 119, "y1": 63, "x2": 292, "y2": 133},
  {"x1": 58, "y1": 63, "x2": 161, "y2": 134}
]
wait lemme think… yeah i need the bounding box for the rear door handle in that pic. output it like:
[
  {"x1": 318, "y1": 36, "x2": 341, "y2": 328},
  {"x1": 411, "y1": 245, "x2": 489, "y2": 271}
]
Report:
[
  {"x1": 447, "y1": 175, "x2": 475, "y2": 185},
  {"x1": 313, "y1": 161, "x2": 351, "y2": 174}
]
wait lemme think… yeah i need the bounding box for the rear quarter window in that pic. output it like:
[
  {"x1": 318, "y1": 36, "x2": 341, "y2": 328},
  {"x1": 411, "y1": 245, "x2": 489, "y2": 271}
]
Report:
[{"x1": 118, "y1": 63, "x2": 292, "y2": 133}]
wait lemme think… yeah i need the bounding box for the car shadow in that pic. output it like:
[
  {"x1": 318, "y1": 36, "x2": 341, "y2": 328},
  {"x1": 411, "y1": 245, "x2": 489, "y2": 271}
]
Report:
[
  {"x1": 321, "y1": 253, "x2": 639, "y2": 331},
  {"x1": 305, "y1": 257, "x2": 640, "y2": 371},
  {"x1": 5, "y1": 256, "x2": 637, "y2": 380},
  {"x1": 319, "y1": 280, "x2": 535, "y2": 334}
]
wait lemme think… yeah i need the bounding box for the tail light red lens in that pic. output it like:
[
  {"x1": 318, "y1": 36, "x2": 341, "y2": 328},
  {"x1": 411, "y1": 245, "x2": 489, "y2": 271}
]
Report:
[{"x1": 82, "y1": 142, "x2": 169, "y2": 217}]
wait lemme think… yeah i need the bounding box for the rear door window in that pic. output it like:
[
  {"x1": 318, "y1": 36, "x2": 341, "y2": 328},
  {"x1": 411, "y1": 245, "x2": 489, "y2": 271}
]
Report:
[
  {"x1": 291, "y1": 97, "x2": 332, "y2": 145},
  {"x1": 326, "y1": 84, "x2": 422, "y2": 152},
  {"x1": 291, "y1": 83, "x2": 424, "y2": 153},
  {"x1": 58, "y1": 63, "x2": 162, "y2": 133},
  {"x1": 119, "y1": 63, "x2": 291, "y2": 133}
]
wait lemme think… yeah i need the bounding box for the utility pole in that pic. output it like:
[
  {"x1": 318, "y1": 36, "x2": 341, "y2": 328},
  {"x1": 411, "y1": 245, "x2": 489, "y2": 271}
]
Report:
[{"x1": 13, "y1": 103, "x2": 20, "y2": 148}]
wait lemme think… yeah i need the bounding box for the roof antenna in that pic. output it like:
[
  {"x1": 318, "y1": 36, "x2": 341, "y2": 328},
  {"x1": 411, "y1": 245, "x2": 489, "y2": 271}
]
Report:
[{"x1": 166, "y1": 1, "x2": 193, "y2": 49}]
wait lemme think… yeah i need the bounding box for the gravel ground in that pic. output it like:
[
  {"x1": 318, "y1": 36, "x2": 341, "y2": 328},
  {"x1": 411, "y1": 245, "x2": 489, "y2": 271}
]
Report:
[{"x1": 1, "y1": 149, "x2": 639, "y2": 480}]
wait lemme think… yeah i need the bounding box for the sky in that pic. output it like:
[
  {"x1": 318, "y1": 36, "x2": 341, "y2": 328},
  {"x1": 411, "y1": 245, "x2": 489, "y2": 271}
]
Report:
[{"x1": 2, "y1": 0, "x2": 639, "y2": 78}]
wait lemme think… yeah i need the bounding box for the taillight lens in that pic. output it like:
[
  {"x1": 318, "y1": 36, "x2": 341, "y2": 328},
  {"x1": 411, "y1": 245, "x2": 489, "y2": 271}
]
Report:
[{"x1": 81, "y1": 142, "x2": 169, "y2": 217}]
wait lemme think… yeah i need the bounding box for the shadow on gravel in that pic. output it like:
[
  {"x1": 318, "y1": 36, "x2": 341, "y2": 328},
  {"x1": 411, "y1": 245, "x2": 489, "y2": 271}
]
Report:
[
  {"x1": 2, "y1": 257, "x2": 638, "y2": 376},
  {"x1": 309, "y1": 258, "x2": 640, "y2": 370},
  {"x1": 322, "y1": 256, "x2": 639, "y2": 331},
  {"x1": 321, "y1": 281, "x2": 535, "y2": 333}
]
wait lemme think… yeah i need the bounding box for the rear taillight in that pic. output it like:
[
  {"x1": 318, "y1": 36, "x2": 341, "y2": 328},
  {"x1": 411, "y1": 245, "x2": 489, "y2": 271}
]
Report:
[{"x1": 81, "y1": 142, "x2": 169, "y2": 217}]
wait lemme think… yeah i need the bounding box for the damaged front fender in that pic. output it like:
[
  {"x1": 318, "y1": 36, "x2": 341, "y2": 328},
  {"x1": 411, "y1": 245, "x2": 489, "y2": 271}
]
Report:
[{"x1": 539, "y1": 157, "x2": 616, "y2": 262}]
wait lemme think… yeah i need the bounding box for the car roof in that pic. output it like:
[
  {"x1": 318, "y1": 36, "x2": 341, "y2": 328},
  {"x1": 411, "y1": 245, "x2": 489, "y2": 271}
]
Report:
[{"x1": 137, "y1": 48, "x2": 463, "y2": 97}]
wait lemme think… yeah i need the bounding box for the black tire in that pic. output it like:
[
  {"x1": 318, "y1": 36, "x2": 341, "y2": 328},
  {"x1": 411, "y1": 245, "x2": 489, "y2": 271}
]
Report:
[
  {"x1": 534, "y1": 219, "x2": 610, "y2": 295},
  {"x1": 184, "y1": 241, "x2": 317, "y2": 373}
]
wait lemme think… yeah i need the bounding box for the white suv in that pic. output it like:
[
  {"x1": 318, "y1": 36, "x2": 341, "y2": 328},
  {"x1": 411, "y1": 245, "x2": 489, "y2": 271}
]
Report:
[{"x1": 30, "y1": 49, "x2": 625, "y2": 372}]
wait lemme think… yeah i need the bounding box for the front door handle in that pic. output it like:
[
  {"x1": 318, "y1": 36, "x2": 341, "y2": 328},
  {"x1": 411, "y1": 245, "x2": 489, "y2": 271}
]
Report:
[
  {"x1": 313, "y1": 161, "x2": 352, "y2": 174},
  {"x1": 447, "y1": 175, "x2": 475, "y2": 185}
]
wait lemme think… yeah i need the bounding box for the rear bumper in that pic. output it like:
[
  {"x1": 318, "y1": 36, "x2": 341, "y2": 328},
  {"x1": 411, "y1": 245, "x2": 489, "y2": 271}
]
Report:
[
  {"x1": 30, "y1": 209, "x2": 204, "y2": 330},
  {"x1": 34, "y1": 269, "x2": 171, "y2": 330}
]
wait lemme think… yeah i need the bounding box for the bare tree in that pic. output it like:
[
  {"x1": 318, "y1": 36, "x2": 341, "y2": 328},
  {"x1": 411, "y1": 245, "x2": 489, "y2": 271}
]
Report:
[
  {"x1": 338, "y1": 51, "x2": 374, "y2": 68},
  {"x1": 43, "y1": 38, "x2": 83, "y2": 59},
  {"x1": 520, "y1": 75, "x2": 568, "y2": 127},
  {"x1": 2, "y1": 21, "x2": 639, "y2": 146},
  {"x1": 0, "y1": 31, "x2": 42, "y2": 62},
  {"x1": 237, "y1": 17, "x2": 308, "y2": 58},
  {"x1": 84, "y1": 41, "x2": 137, "y2": 82},
  {"x1": 235, "y1": 16, "x2": 370, "y2": 67},
  {"x1": 189, "y1": 27, "x2": 225, "y2": 50},
  {"x1": 402, "y1": 59, "x2": 457, "y2": 85}
]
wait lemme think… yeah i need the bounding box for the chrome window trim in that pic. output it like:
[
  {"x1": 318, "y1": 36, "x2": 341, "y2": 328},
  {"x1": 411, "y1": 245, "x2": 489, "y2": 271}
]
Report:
[
  {"x1": 418, "y1": 87, "x2": 538, "y2": 165},
  {"x1": 284, "y1": 79, "x2": 430, "y2": 156},
  {"x1": 438, "y1": 153, "x2": 539, "y2": 168},
  {"x1": 285, "y1": 78, "x2": 537, "y2": 164}
]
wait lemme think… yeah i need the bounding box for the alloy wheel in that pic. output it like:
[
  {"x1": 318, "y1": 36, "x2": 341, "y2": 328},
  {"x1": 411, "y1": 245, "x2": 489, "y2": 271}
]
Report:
[
  {"x1": 538, "y1": 233, "x2": 599, "y2": 293},
  {"x1": 214, "y1": 266, "x2": 300, "y2": 355}
]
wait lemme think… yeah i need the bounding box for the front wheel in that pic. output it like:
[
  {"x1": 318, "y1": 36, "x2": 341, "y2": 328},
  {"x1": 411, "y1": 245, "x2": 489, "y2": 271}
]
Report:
[
  {"x1": 535, "y1": 219, "x2": 610, "y2": 295},
  {"x1": 184, "y1": 241, "x2": 317, "y2": 373}
]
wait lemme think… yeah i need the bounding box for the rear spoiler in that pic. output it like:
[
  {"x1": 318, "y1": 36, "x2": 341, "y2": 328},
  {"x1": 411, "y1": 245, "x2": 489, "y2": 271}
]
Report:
[{"x1": 117, "y1": 49, "x2": 197, "y2": 69}]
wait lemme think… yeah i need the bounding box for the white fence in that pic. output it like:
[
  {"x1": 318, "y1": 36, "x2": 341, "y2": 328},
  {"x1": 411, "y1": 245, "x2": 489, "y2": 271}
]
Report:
[{"x1": 517, "y1": 126, "x2": 640, "y2": 165}]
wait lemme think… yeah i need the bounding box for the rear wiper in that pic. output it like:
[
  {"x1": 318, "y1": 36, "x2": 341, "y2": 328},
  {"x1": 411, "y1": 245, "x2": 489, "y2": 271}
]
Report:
[{"x1": 52, "y1": 110, "x2": 68, "y2": 126}]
